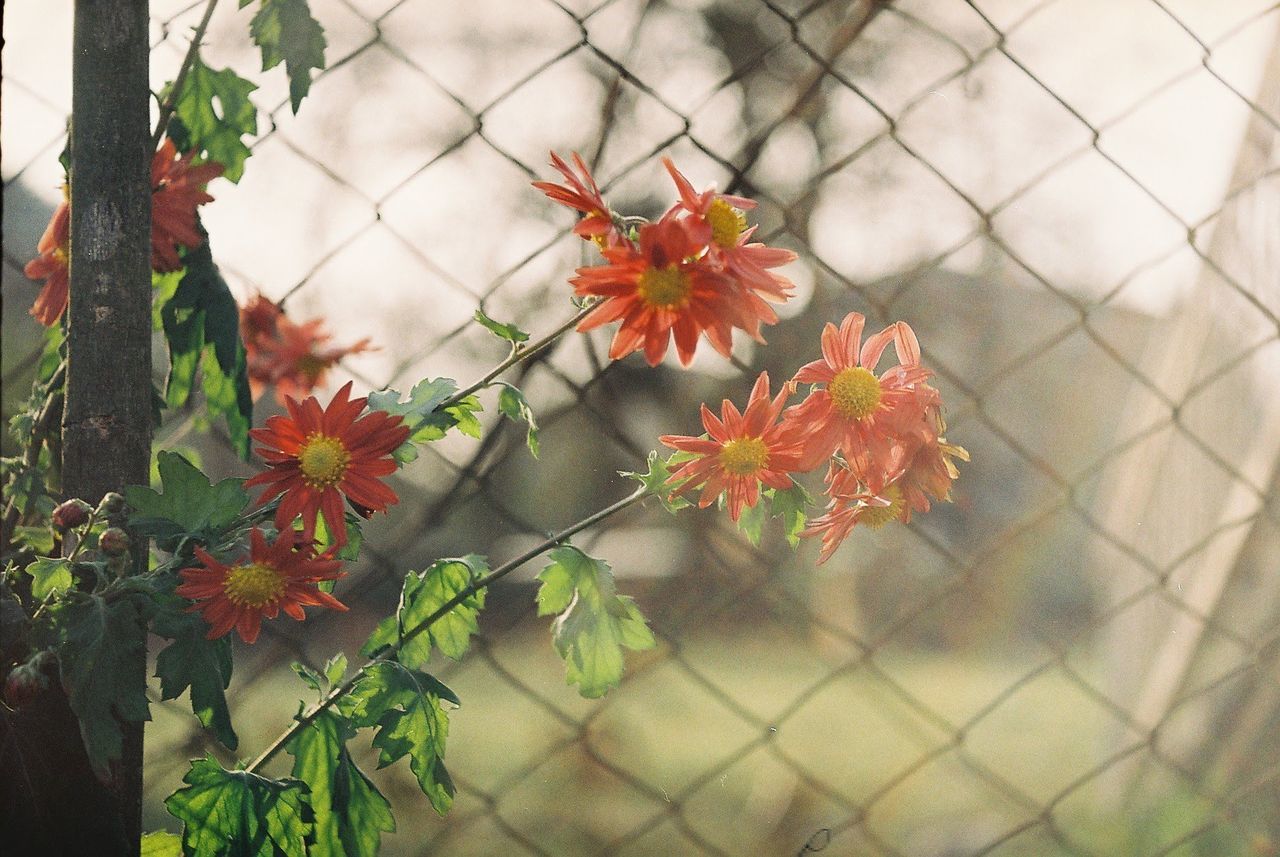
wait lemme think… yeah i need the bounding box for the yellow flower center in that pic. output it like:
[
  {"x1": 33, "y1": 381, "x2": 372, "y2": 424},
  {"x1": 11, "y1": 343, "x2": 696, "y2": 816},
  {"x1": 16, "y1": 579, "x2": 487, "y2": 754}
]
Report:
[
  {"x1": 297, "y1": 433, "x2": 350, "y2": 489},
  {"x1": 719, "y1": 437, "x2": 770, "y2": 476},
  {"x1": 828, "y1": 367, "x2": 882, "y2": 420},
  {"x1": 637, "y1": 265, "x2": 692, "y2": 310},
  {"x1": 222, "y1": 562, "x2": 287, "y2": 607},
  {"x1": 706, "y1": 198, "x2": 746, "y2": 248},
  {"x1": 860, "y1": 486, "x2": 904, "y2": 529}
]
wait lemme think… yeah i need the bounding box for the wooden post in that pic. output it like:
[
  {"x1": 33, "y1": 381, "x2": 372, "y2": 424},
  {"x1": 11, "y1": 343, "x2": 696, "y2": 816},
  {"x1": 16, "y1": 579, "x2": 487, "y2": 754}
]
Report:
[{"x1": 6, "y1": 1, "x2": 155, "y2": 854}]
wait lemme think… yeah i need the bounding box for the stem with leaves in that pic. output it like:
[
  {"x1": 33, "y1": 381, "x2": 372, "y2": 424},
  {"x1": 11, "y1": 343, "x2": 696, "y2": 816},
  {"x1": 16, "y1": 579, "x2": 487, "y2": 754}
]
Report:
[
  {"x1": 246, "y1": 483, "x2": 647, "y2": 773},
  {"x1": 151, "y1": 0, "x2": 220, "y2": 150},
  {"x1": 436, "y1": 302, "x2": 595, "y2": 411},
  {"x1": 1, "y1": 363, "x2": 66, "y2": 553}
]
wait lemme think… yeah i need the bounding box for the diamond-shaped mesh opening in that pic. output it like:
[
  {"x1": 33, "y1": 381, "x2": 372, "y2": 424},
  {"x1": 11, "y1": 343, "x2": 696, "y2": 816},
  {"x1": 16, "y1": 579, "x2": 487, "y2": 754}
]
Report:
[
  {"x1": 775, "y1": 664, "x2": 953, "y2": 805},
  {"x1": 679, "y1": 744, "x2": 867, "y2": 855},
  {"x1": 1003, "y1": 0, "x2": 1203, "y2": 126},
  {"x1": 493, "y1": 744, "x2": 667, "y2": 854},
  {"x1": 863, "y1": 747, "x2": 1038, "y2": 853},
  {"x1": 962, "y1": 664, "x2": 1145, "y2": 805}
]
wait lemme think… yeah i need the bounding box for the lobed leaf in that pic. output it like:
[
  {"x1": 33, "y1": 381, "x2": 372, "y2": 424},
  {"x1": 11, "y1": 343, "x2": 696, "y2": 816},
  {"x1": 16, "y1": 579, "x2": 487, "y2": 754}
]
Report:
[
  {"x1": 25, "y1": 556, "x2": 73, "y2": 601},
  {"x1": 361, "y1": 556, "x2": 487, "y2": 668},
  {"x1": 125, "y1": 450, "x2": 250, "y2": 551},
  {"x1": 536, "y1": 546, "x2": 656, "y2": 698},
  {"x1": 53, "y1": 593, "x2": 152, "y2": 778},
  {"x1": 620, "y1": 451, "x2": 690, "y2": 514},
  {"x1": 245, "y1": 0, "x2": 327, "y2": 114},
  {"x1": 342, "y1": 662, "x2": 458, "y2": 815},
  {"x1": 154, "y1": 609, "x2": 238, "y2": 750},
  {"x1": 367, "y1": 378, "x2": 481, "y2": 463},
  {"x1": 287, "y1": 710, "x2": 395, "y2": 857},
  {"x1": 165, "y1": 756, "x2": 313, "y2": 857},
  {"x1": 770, "y1": 481, "x2": 812, "y2": 548},
  {"x1": 140, "y1": 831, "x2": 182, "y2": 857},
  {"x1": 156, "y1": 241, "x2": 254, "y2": 458},
  {"x1": 473, "y1": 308, "x2": 529, "y2": 344},
  {"x1": 496, "y1": 383, "x2": 539, "y2": 457},
  {"x1": 169, "y1": 57, "x2": 258, "y2": 182}
]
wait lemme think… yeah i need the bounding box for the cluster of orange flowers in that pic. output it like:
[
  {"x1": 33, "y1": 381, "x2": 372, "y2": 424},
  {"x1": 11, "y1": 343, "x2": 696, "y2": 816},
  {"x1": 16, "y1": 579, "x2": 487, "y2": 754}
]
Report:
[
  {"x1": 239, "y1": 293, "x2": 373, "y2": 405},
  {"x1": 178, "y1": 382, "x2": 409, "y2": 643},
  {"x1": 50, "y1": 150, "x2": 964, "y2": 644},
  {"x1": 24, "y1": 139, "x2": 223, "y2": 326},
  {"x1": 534, "y1": 151, "x2": 797, "y2": 366},
  {"x1": 661, "y1": 312, "x2": 967, "y2": 564}
]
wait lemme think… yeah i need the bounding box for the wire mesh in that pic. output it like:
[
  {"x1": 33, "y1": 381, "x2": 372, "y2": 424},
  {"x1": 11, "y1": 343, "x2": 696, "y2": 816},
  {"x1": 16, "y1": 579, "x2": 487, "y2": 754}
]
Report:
[{"x1": 3, "y1": 0, "x2": 1280, "y2": 854}]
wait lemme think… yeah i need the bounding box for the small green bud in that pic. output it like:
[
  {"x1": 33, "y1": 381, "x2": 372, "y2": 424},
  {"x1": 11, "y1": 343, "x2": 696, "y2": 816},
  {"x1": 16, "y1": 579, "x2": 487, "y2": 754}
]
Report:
[{"x1": 96, "y1": 492, "x2": 126, "y2": 516}]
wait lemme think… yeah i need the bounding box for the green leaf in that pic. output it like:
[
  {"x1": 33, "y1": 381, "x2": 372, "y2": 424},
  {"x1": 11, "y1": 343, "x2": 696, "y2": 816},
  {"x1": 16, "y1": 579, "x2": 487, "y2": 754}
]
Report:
[
  {"x1": 153, "y1": 270, "x2": 185, "y2": 330},
  {"x1": 496, "y1": 383, "x2": 539, "y2": 457},
  {"x1": 313, "y1": 511, "x2": 363, "y2": 562},
  {"x1": 124, "y1": 451, "x2": 251, "y2": 550},
  {"x1": 536, "y1": 546, "x2": 656, "y2": 698},
  {"x1": 292, "y1": 661, "x2": 324, "y2": 693},
  {"x1": 343, "y1": 662, "x2": 458, "y2": 814},
  {"x1": 445, "y1": 397, "x2": 483, "y2": 439},
  {"x1": 361, "y1": 556, "x2": 487, "y2": 667},
  {"x1": 154, "y1": 609, "x2": 238, "y2": 750},
  {"x1": 247, "y1": 0, "x2": 327, "y2": 114},
  {"x1": 287, "y1": 711, "x2": 395, "y2": 857},
  {"x1": 159, "y1": 240, "x2": 254, "y2": 457},
  {"x1": 473, "y1": 308, "x2": 529, "y2": 344},
  {"x1": 141, "y1": 831, "x2": 182, "y2": 857},
  {"x1": 12, "y1": 526, "x2": 55, "y2": 555},
  {"x1": 770, "y1": 481, "x2": 812, "y2": 547},
  {"x1": 324, "y1": 652, "x2": 348, "y2": 686},
  {"x1": 52, "y1": 593, "x2": 151, "y2": 777},
  {"x1": 367, "y1": 378, "x2": 464, "y2": 463},
  {"x1": 24, "y1": 556, "x2": 73, "y2": 601},
  {"x1": 165, "y1": 756, "x2": 313, "y2": 857},
  {"x1": 169, "y1": 57, "x2": 258, "y2": 182},
  {"x1": 620, "y1": 451, "x2": 690, "y2": 514},
  {"x1": 735, "y1": 498, "x2": 766, "y2": 546},
  {"x1": 201, "y1": 345, "x2": 253, "y2": 461}
]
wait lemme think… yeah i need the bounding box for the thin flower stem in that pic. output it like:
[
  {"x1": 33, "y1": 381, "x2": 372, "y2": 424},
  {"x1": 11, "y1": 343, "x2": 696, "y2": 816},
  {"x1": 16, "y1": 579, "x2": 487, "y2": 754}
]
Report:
[
  {"x1": 151, "y1": 0, "x2": 220, "y2": 150},
  {"x1": 437, "y1": 303, "x2": 595, "y2": 411},
  {"x1": 245, "y1": 483, "x2": 648, "y2": 774},
  {"x1": 1, "y1": 363, "x2": 67, "y2": 552}
]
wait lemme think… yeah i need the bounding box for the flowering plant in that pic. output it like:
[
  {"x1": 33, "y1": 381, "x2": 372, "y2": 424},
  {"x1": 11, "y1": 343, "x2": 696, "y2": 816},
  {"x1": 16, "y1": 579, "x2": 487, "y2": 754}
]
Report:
[{"x1": 2, "y1": 8, "x2": 963, "y2": 854}]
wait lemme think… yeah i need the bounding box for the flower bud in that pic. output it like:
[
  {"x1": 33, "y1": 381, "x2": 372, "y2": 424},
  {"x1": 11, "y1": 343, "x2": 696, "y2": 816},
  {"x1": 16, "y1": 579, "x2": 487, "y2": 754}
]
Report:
[
  {"x1": 96, "y1": 492, "x2": 126, "y2": 517},
  {"x1": 3, "y1": 654, "x2": 52, "y2": 709},
  {"x1": 98, "y1": 527, "x2": 131, "y2": 557},
  {"x1": 51, "y1": 499, "x2": 92, "y2": 533}
]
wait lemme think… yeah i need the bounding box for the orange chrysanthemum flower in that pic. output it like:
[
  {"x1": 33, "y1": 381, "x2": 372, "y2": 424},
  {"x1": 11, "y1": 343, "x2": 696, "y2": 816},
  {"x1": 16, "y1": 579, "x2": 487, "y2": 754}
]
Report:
[
  {"x1": 243, "y1": 382, "x2": 410, "y2": 548},
  {"x1": 572, "y1": 215, "x2": 776, "y2": 366},
  {"x1": 660, "y1": 372, "x2": 804, "y2": 521},
  {"x1": 176, "y1": 528, "x2": 347, "y2": 644},
  {"x1": 849, "y1": 406, "x2": 968, "y2": 519},
  {"x1": 532, "y1": 151, "x2": 624, "y2": 248},
  {"x1": 151, "y1": 137, "x2": 224, "y2": 272},
  {"x1": 805, "y1": 412, "x2": 967, "y2": 563},
  {"x1": 24, "y1": 195, "x2": 70, "y2": 326},
  {"x1": 240, "y1": 293, "x2": 375, "y2": 405},
  {"x1": 662, "y1": 158, "x2": 797, "y2": 303},
  {"x1": 24, "y1": 141, "x2": 221, "y2": 326},
  {"x1": 785, "y1": 312, "x2": 939, "y2": 483},
  {"x1": 801, "y1": 484, "x2": 904, "y2": 565}
]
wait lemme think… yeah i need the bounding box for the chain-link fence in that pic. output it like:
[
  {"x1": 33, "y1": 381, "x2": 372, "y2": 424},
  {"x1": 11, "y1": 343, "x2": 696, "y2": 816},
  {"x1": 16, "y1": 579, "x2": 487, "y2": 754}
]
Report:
[{"x1": 4, "y1": 0, "x2": 1280, "y2": 854}]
